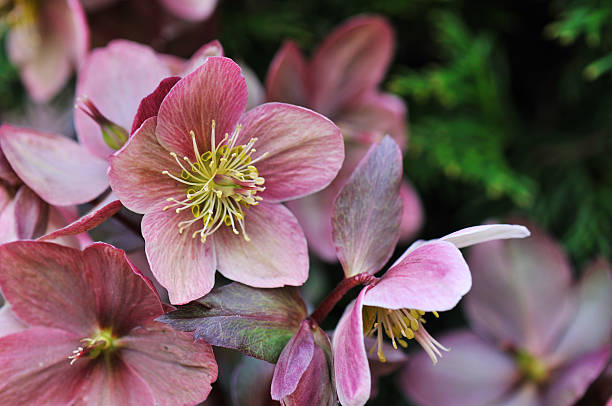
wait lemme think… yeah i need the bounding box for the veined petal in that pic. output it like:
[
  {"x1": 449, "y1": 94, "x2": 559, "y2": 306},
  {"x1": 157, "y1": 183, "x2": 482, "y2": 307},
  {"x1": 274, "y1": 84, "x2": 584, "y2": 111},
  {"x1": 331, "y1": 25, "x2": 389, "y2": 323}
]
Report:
[
  {"x1": 265, "y1": 41, "x2": 309, "y2": 106},
  {"x1": 237, "y1": 103, "x2": 344, "y2": 202},
  {"x1": 159, "y1": 0, "x2": 217, "y2": 21},
  {"x1": 441, "y1": 224, "x2": 531, "y2": 248},
  {"x1": 0, "y1": 125, "x2": 109, "y2": 206},
  {"x1": 181, "y1": 40, "x2": 224, "y2": 76},
  {"x1": 310, "y1": 16, "x2": 394, "y2": 115},
  {"x1": 156, "y1": 57, "x2": 247, "y2": 158},
  {"x1": 131, "y1": 77, "x2": 181, "y2": 134},
  {"x1": 332, "y1": 288, "x2": 371, "y2": 406},
  {"x1": 142, "y1": 208, "x2": 217, "y2": 304},
  {"x1": 13, "y1": 185, "x2": 49, "y2": 240},
  {"x1": 363, "y1": 241, "x2": 471, "y2": 312},
  {"x1": 0, "y1": 149, "x2": 19, "y2": 184}
]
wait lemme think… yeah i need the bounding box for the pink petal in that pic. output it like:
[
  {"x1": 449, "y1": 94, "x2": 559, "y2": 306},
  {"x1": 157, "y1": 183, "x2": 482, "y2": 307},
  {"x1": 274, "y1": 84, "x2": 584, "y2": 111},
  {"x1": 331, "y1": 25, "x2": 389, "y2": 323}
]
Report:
[
  {"x1": 159, "y1": 0, "x2": 217, "y2": 21},
  {"x1": 109, "y1": 117, "x2": 185, "y2": 213},
  {"x1": 238, "y1": 103, "x2": 344, "y2": 202},
  {"x1": 38, "y1": 199, "x2": 122, "y2": 242},
  {"x1": 399, "y1": 179, "x2": 424, "y2": 241},
  {"x1": 156, "y1": 57, "x2": 247, "y2": 158},
  {"x1": 498, "y1": 384, "x2": 540, "y2": 406},
  {"x1": 119, "y1": 321, "x2": 218, "y2": 406},
  {"x1": 127, "y1": 249, "x2": 170, "y2": 304},
  {"x1": 0, "y1": 125, "x2": 109, "y2": 206},
  {"x1": 0, "y1": 187, "x2": 17, "y2": 243},
  {"x1": 441, "y1": 224, "x2": 531, "y2": 248},
  {"x1": 332, "y1": 288, "x2": 371, "y2": 406},
  {"x1": 400, "y1": 330, "x2": 519, "y2": 406},
  {"x1": 45, "y1": 206, "x2": 83, "y2": 249},
  {"x1": 364, "y1": 241, "x2": 471, "y2": 312},
  {"x1": 141, "y1": 208, "x2": 217, "y2": 304},
  {"x1": 214, "y1": 202, "x2": 308, "y2": 288},
  {"x1": 284, "y1": 342, "x2": 335, "y2": 406},
  {"x1": 332, "y1": 136, "x2": 402, "y2": 277},
  {"x1": 465, "y1": 221, "x2": 574, "y2": 356},
  {"x1": 131, "y1": 77, "x2": 181, "y2": 134},
  {"x1": 75, "y1": 40, "x2": 171, "y2": 158},
  {"x1": 0, "y1": 305, "x2": 27, "y2": 337},
  {"x1": 271, "y1": 320, "x2": 315, "y2": 400},
  {"x1": 265, "y1": 41, "x2": 309, "y2": 106},
  {"x1": 181, "y1": 40, "x2": 225, "y2": 76},
  {"x1": 0, "y1": 149, "x2": 19, "y2": 184},
  {"x1": 13, "y1": 185, "x2": 49, "y2": 240},
  {"x1": 310, "y1": 16, "x2": 394, "y2": 115}
]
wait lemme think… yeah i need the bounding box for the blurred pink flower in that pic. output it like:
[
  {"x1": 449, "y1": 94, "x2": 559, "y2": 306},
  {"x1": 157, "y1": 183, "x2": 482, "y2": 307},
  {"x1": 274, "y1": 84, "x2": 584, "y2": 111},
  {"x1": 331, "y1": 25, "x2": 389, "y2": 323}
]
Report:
[
  {"x1": 109, "y1": 56, "x2": 344, "y2": 304},
  {"x1": 81, "y1": 0, "x2": 217, "y2": 21},
  {"x1": 401, "y1": 222, "x2": 612, "y2": 406},
  {"x1": 266, "y1": 15, "x2": 423, "y2": 260},
  {"x1": 0, "y1": 241, "x2": 217, "y2": 405},
  {"x1": 3, "y1": 0, "x2": 88, "y2": 102}
]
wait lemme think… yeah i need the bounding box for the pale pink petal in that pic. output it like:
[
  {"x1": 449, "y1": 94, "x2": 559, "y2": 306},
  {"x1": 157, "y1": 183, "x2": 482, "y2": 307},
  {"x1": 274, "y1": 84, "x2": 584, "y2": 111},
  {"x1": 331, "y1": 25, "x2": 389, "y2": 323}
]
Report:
[
  {"x1": 0, "y1": 305, "x2": 27, "y2": 337},
  {"x1": 109, "y1": 117, "x2": 186, "y2": 213},
  {"x1": 156, "y1": 57, "x2": 247, "y2": 158},
  {"x1": 214, "y1": 202, "x2": 308, "y2": 288},
  {"x1": 66, "y1": 0, "x2": 89, "y2": 68},
  {"x1": 75, "y1": 40, "x2": 171, "y2": 158},
  {"x1": 441, "y1": 224, "x2": 531, "y2": 248},
  {"x1": 237, "y1": 103, "x2": 343, "y2": 202},
  {"x1": 265, "y1": 41, "x2": 309, "y2": 106},
  {"x1": 332, "y1": 288, "x2": 371, "y2": 406},
  {"x1": 119, "y1": 321, "x2": 218, "y2": 406},
  {"x1": 399, "y1": 179, "x2": 424, "y2": 241},
  {"x1": 549, "y1": 259, "x2": 612, "y2": 362},
  {"x1": 364, "y1": 241, "x2": 471, "y2": 312},
  {"x1": 465, "y1": 222, "x2": 574, "y2": 356},
  {"x1": 0, "y1": 125, "x2": 109, "y2": 205},
  {"x1": 0, "y1": 188, "x2": 18, "y2": 243},
  {"x1": 13, "y1": 185, "x2": 49, "y2": 239},
  {"x1": 159, "y1": 0, "x2": 217, "y2": 21},
  {"x1": 271, "y1": 320, "x2": 315, "y2": 400},
  {"x1": 400, "y1": 331, "x2": 519, "y2": 406},
  {"x1": 498, "y1": 384, "x2": 541, "y2": 406},
  {"x1": 181, "y1": 40, "x2": 224, "y2": 76},
  {"x1": 545, "y1": 348, "x2": 611, "y2": 406},
  {"x1": 131, "y1": 77, "x2": 181, "y2": 134},
  {"x1": 142, "y1": 208, "x2": 217, "y2": 304},
  {"x1": 332, "y1": 136, "x2": 402, "y2": 277},
  {"x1": 242, "y1": 63, "x2": 265, "y2": 110},
  {"x1": 310, "y1": 16, "x2": 394, "y2": 115},
  {"x1": 45, "y1": 206, "x2": 82, "y2": 249},
  {"x1": 283, "y1": 342, "x2": 335, "y2": 406}
]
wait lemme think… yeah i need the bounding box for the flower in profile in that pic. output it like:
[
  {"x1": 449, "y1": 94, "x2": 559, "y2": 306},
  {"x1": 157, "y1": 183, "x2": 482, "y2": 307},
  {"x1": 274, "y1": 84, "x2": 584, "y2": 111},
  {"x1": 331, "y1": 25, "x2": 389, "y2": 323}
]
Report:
[
  {"x1": 266, "y1": 15, "x2": 423, "y2": 260},
  {"x1": 328, "y1": 136, "x2": 530, "y2": 406},
  {"x1": 109, "y1": 56, "x2": 344, "y2": 304},
  {"x1": 1, "y1": 0, "x2": 88, "y2": 102},
  {"x1": 401, "y1": 222, "x2": 612, "y2": 406},
  {"x1": 0, "y1": 241, "x2": 217, "y2": 405}
]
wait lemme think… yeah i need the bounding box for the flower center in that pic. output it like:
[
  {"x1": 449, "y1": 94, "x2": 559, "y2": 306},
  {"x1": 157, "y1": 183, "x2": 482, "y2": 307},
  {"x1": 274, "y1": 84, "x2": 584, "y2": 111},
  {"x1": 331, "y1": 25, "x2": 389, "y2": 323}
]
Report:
[
  {"x1": 362, "y1": 305, "x2": 448, "y2": 364},
  {"x1": 516, "y1": 349, "x2": 549, "y2": 384},
  {"x1": 162, "y1": 120, "x2": 266, "y2": 243},
  {"x1": 68, "y1": 328, "x2": 116, "y2": 365}
]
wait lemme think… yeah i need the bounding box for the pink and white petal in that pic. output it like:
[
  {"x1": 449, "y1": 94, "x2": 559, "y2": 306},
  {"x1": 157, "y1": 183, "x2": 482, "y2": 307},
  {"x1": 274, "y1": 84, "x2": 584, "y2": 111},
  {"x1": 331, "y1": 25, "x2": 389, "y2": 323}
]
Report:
[
  {"x1": 81, "y1": 243, "x2": 162, "y2": 335},
  {"x1": 141, "y1": 208, "x2": 217, "y2": 304},
  {"x1": 332, "y1": 288, "x2": 371, "y2": 406},
  {"x1": 265, "y1": 41, "x2": 309, "y2": 106},
  {"x1": 119, "y1": 321, "x2": 218, "y2": 406},
  {"x1": 0, "y1": 305, "x2": 27, "y2": 337},
  {"x1": 549, "y1": 259, "x2": 612, "y2": 362},
  {"x1": 214, "y1": 202, "x2": 308, "y2": 288},
  {"x1": 0, "y1": 327, "x2": 94, "y2": 405},
  {"x1": 156, "y1": 57, "x2": 248, "y2": 157},
  {"x1": 363, "y1": 241, "x2": 471, "y2": 312},
  {"x1": 544, "y1": 348, "x2": 611, "y2": 406},
  {"x1": 441, "y1": 224, "x2": 531, "y2": 249},
  {"x1": 399, "y1": 180, "x2": 424, "y2": 242},
  {"x1": 0, "y1": 241, "x2": 97, "y2": 335},
  {"x1": 13, "y1": 185, "x2": 49, "y2": 240},
  {"x1": 310, "y1": 16, "x2": 394, "y2": 115},
  {"x1": 332, "y1": 136, "x2": 402, "y2": 277},
  {"x1": 159, "y1": 0, "x2": 217, "y2": 21},
  {"x1": 0, "y1": 125, "x2": 109, "y2": 205},
  {"x1": 271, "y1": 320, "x2": 315, "y2": 400},
  {"x1": 75, "y1": 40, "x2": 171, "y2": 158},
  {"x1": 181, "y1": 40, "x2": 224, "y2": 76},
  {"x1": 131, "y1": 77, "x2": 181, "y2": 134},
  {"x1": 400, "y1": 330, "x2": 519, "y2": 406},
  {"x1": 465, "y1": 222, "x2": 574, "y2": 356},
  {"x1": 109, "y1": 117, "x2": 185, "y2": 213},
  {"x1": 238, "y1": 103, "x2": 343, "y2": 202}
]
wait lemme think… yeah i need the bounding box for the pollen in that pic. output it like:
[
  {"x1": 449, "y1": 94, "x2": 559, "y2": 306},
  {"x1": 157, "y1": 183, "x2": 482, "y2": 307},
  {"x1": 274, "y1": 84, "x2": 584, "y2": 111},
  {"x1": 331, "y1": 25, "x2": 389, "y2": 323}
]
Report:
[
  {"x1": 362, "y1": 305, "x2": 448, "y2": 364},
  {"x1": 162, "y1": 120, "x2": 266, "y2": 243}
]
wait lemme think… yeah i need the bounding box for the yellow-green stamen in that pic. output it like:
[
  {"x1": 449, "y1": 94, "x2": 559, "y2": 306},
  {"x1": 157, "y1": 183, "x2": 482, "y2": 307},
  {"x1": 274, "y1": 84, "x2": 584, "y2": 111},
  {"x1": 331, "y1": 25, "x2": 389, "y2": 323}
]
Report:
[
  {"x1": 68, "y1": 328, "x2": 116, "y2": 365},
  {"x1": 516, "y1": 349, "x2": 549, "y2": 384}
]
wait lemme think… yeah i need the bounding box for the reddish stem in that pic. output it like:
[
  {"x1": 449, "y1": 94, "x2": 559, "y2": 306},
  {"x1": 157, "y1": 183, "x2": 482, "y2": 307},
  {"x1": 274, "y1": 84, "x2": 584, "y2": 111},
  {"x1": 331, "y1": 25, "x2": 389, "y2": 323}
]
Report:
[{"x1": 310, "y1": 273, "x2": 377, "y2": 325}]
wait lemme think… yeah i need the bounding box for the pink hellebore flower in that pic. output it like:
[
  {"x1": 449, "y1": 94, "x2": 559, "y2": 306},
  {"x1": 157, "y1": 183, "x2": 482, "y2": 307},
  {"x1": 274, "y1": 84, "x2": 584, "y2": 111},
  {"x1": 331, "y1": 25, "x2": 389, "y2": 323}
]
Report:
[
  {"x1": 0, "y1": 241, "x2": 217, "y2": 405},
  {"x1": 109, "y1": 56, "x2": 344, "y2": 304},
  {"x1": 2, "y1": 0, "x2": 88, "y2": 102},
  {"x1": 402, "y1": 222, "x2": 612, "y2": 406},
  {"x1": 266, "y1": 15, "x2": 423, "y2": 260},
  {"x1": 328, "y1": 137, "x2": 530, "y2": 406}
]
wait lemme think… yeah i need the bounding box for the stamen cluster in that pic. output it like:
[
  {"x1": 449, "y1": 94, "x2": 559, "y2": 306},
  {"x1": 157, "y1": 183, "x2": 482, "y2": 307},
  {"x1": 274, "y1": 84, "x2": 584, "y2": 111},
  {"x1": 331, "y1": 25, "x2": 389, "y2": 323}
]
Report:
[{"x1": 68, "y1": 328, "x2": 116, "y2": 365}]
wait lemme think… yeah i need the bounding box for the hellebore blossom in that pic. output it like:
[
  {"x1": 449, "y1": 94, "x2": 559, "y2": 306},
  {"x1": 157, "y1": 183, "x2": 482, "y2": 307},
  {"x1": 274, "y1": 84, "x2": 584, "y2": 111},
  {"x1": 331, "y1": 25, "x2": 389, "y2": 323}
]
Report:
[
  {"x1": 266, "y1": 15, "x2": 423, "y2": 260},
  {"x1": 401, "y1": 222, "x2": 612, "y2": 406},
  {"x1": 327, "y1": 136, "x2": 530, "y2": 406},
  {"x1": 1, "y1": 0, "x2": 88, "y2": 102},
  {"x1": 109, "y1": 56, "x2": 344, "y2": 304},
  {"x1": 0, "y1": 241, "x2": 217, "y2": 405}
]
